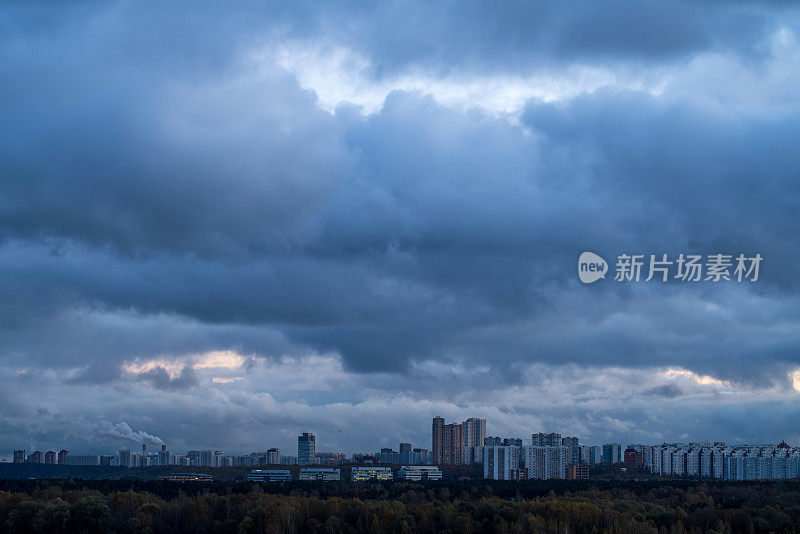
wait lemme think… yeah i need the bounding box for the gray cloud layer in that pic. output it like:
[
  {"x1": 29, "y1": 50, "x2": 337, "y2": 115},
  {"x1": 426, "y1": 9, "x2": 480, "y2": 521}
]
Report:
[{"x1": 0, "y1": 0, "x2": 799, "y2": 454}]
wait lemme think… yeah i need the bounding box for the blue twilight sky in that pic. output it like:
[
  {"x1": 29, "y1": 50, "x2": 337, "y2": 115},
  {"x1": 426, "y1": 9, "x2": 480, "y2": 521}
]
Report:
[{"x1": 1, "y1": 1, "x2": 799, "y2": 457}]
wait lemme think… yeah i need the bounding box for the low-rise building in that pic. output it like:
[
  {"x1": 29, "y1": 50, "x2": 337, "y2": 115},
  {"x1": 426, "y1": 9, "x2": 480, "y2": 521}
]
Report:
[
  {"x1": 156, "y1": 473, "x2": 215, "y2": 482},
  {"x1": 248, "y1": 469, "x2": 292, "y2": 482},
  {"x1": 298, "y1": 468, "x2": 341, "y2": 481},
  {"x1": 568, "y1": 464, "x2": 589, "y2": 480},
  {"x1": 352, "y1": 467, "x2": 393, "y2": 481},
  {"x1": 397, "y1": 465, "x2": 442, "y2": 481}
]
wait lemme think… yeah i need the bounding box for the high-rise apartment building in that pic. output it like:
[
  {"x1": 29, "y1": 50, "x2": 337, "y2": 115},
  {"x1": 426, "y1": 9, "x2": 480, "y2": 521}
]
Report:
[
  {"x1": 410, "y1": 448, "x2": 433, "y2": 464},
  {"x1": 463, "y1": 418, "x2": 486, "y2": 448},
  {"x1": 443, "y1": 422, "x2": 464, "y2": 464},
  {"x1": 484, "y1": 446, "x2": 523, "y2": 480},
  {"x1": 463, "y1": 445, "x2": 483, "y2": 464},
  {"x1": 158, "y1": 445, "x2": 171, "y2": 466},
  {"x1": 602, "y1": 443, "x2": 621, "y2": 464},
  {"x1": 13, "y1": 450, "x2": 26, "y2": 464},
  {"x1": 524, "y1": 446, "x2": 569, "y2": 479},
  {"x1": 119, "y1": 450, "x2": 138, "y2": 468},
  {"x1": 64, "y1": 454, "x2": 101, "y2": 466},
  {"x1": 562, "y1": 437, "x2": 579, "y2": 465},
  {"x1": 266, "y1": 447, "x2": 281, "y2": 465},
  {"x1": 298, "y1": 433, "x2": 316, "y2": 465},
  {"x1": 44, "y1": 451, "x2": 57, "y2": 464},
  {"x1": 432, "y1": 417, "x2": 444, "y2": 464},
  {"x1": 199, "y1": 450, "x2": 223, "y2": 467},
  {"x1": 431, "y1": 416, "x2": 464, "y2": 464},
  {"x1": 57, "y1": 449, "x2": 69, "y2": 465},
  {"x1": 186, "y1": 450, "x2": 201, "y2": 466},
  {"x1": 624, "y1": 448, "x2": 643, "y2": 467},
  {"x1": 532, "y1": 432, "x2": 562, "y2": 446},
  {"x1": 586, "y1": 445, "x2": 601, "y2": 464}
]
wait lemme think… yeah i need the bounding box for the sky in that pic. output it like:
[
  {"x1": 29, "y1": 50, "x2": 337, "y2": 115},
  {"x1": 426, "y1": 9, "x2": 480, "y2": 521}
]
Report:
[{"x1": 1, "y1": 1, "x2": 800, "y2": 458}]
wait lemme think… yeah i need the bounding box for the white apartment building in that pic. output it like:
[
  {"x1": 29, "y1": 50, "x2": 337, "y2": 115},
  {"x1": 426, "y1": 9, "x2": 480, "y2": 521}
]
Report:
[
  {"x1": 483, "y1": 446, "x2": 523, "y2": 480},
  {"x1": 63, "y1": 454, "x2": 101, "y2": 466},
  {"x1": 651, "y1": 444, "x2": 800, "y2": 481},
  {"x1": 524, "y1": 446, "x2": 569, "y2": 480},
  {"x1": 685, "y1": 449, "x2": 700, "y2": 476},
  {"x1": 670, "y1": 449, "x2": 685, "y2": 475}
]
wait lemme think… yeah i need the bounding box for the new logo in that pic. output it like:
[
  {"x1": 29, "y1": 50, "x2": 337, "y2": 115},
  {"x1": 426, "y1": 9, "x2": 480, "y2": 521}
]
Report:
[{"x1": 578, "y1": 251, "x2": 608, "y2": 284}]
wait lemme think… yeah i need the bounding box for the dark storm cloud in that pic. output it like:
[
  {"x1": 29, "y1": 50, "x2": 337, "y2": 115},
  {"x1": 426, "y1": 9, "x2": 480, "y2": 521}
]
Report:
[
  {"x1": 1, "y1": 0, "x2": 799, "y2": 451},
  {"x1": 3, "y1": 84, "x2": 798, "y2": 382},
  {"x1": 0, "y1": 1, "x2": 784, "y2": 83},
  {"x1": 136, "y1": 366, "x2": 199, "y2": 391},
  {"x1": 551, "y1": 1, "x2": 767, "y2": 61},
  {"x1": 287, "y1": 1, "x2": 776, "y2": 74}
]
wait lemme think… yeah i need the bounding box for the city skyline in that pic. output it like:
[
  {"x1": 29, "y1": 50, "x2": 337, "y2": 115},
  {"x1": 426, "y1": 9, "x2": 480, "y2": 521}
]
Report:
[
  {"x1": 9, "y1": 426, "x2": 800, "y2": 484},
  {"x1": 1, "y1": 2, "x2": 800, "y2": 456},
  {"x1": 4, "y1": 419, "x2": 799, "y2": 463}
]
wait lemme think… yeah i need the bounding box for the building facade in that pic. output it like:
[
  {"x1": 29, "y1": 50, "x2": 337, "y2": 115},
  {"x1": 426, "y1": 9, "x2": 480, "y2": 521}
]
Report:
[
  {"x1": 602, "y1": 443, "x2": 621, "y2": 464},
  {"x1": 624, "y1": 448, "x2": 643, "y2": 467},
  {"x1": 649, "y1": 444, "x2": 800, "y2": 481},
  {"x1": 463, "y1": 418, "x2": 487, "y2": 448},
  {"x1": 64, "y1": 454, "x2": 101, "y2": 466},
  {"x1": 266, "y1": 448, "x2": 281, "y2": 465},
  {"x1": 397, "y1": 465, "x2": 443, "y2": 480},
  {"x1": 298, "y1": 433, "x2": 316, "y2": 465},
  {"x1": 298, "y1": 468, "x2": 340, "y2": 481},
  {"x1": 484, "y1": 446, "x2": 524, "y2": 480},
  {"x1": 568, "y1": 464, "x2": 589, "y2": 479},
  {"x1": 532, "y1": 433, "x2": 562, "y2": 447},
  {"x1": 248, "y1": 469, "x2": 291, "y2": 482},
  {"x1": 524, "y1": 446, "x2": 569, "y2": 479},
  {"x1": 562, "y1": 437, "x2": 580, "y2": 465},
  {"x1": 432, "y1": 417, "x2": 464, "y2": 465},
  {"x1": 352, "y1": 467, "x2": 393, "y2": 481}
]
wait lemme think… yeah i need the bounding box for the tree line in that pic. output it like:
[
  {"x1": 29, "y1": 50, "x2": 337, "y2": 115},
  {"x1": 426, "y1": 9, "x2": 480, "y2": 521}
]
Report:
[{"x1": 1, "y1": 478, "x2": 799, "y2": 533}]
